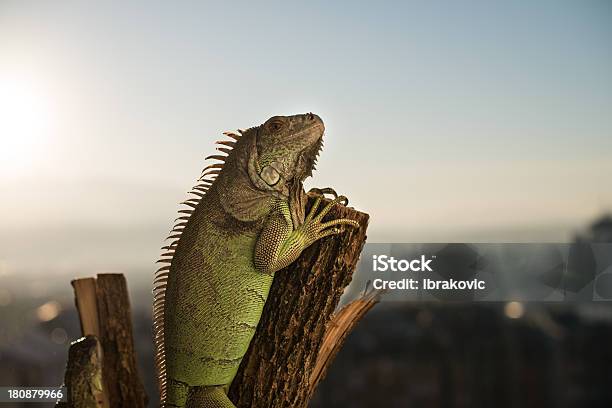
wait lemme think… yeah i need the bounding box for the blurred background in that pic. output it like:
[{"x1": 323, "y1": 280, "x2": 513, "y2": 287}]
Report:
[{"x1": 0, "y1": 1, "x2": 611, "y2": 407}]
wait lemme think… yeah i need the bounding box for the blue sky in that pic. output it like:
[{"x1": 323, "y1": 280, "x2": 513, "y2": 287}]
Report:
[{"x1": 0, "y1": 1, "x2": 611, "y2": 273}]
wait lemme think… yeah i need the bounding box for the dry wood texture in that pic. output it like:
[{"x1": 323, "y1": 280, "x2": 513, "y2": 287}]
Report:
[
  {"x1": 71, "y1": 278, "x2": 100, "y2": 338},
  {"x1": 55, "y1": 336, "x2": 107, "y2": 408},
  {"x1": 95, "y1": 273, "x2": 148, "y2": 408},
  {"x1": 308, "y1": 288, "x2": 382, "y2": 394},
  {"x1": 227, "y1": 196, "x2": 371, "y2": 408},
  {"x1": 67, "y1": 274, "x2": 147, "y2": 408}
]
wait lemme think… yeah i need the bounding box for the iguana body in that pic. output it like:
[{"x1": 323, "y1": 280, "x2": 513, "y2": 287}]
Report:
[{"x1": 153, "y1": 113, "x2": 358, "y2": 407}]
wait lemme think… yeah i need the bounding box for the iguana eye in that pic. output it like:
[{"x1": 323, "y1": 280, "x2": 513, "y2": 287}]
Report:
[{"x1": 265, "y1": 117, "x2": 286, "y2": 133}]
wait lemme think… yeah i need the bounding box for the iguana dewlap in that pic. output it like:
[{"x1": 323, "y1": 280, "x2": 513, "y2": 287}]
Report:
[{"x1": 153, "y1": 113, "x2": 358, "y2": 407}]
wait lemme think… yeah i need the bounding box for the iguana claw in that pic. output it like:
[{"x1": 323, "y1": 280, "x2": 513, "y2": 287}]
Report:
[
  {"x1": 308, "y1": 187, "x2": 349, "y2": 206},
  {"x1": 301, "y1": 195, "x2": 359, "y2": 243}
]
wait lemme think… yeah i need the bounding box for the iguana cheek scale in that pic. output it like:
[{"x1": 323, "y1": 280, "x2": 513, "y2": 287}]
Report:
[{"x1": 153, "y1": 113, "x2": 359, "y2": 407}]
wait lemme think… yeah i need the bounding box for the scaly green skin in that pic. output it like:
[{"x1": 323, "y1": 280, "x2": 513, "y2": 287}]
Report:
[{"x1": 154, "y1": 114, "x2": 358, "y2": 407}]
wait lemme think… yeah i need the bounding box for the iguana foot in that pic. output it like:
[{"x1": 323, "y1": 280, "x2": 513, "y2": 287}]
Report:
[
  {"x1": 308, "y1": 187, "x2": 350, "y2": 205},
  {"x1": 300, "y1": 195, "x2": 359, "y2": 243}
]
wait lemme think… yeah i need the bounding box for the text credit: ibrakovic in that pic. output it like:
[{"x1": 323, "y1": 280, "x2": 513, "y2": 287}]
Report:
[{"x1": 371, "y1": 255, "x2": 486, "y2": 291}]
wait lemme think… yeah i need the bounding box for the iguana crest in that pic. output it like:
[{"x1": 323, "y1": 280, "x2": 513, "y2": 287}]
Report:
[
  {"x1": 153, "y1": 128, "x2": 242, "y2": 402},
  {"x1": 153, "y1": 113, "x2": 325, "y2": 404}
]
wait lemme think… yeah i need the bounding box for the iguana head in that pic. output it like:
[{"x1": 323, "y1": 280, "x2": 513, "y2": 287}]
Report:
[
  {"x1": 247, "y1": 113, "x2": 324, "y2": 193},
  {"x1": 214, "y1": 113, "x2": 325, "y2": 221}
]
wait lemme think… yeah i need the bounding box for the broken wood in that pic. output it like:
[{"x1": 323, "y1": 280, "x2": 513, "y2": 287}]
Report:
[
  {"x1": 71, "y1": 278, "x2": 100, "y2": 338},
  {"x1": 309, "y1": 288, "x2": 382, "y2": 394},
  {"x1": 64, "y1": 274, "x2": 147, "y2": 408},
  {"x1": 55, "y1": 335, "x2": 107, "y2": 408},
  {"x1": 227, "y1": 196, "x2": 373, "y2": 408},
  {"x1": 96, "y1": 274, "x2": 147, "y2": 408}
]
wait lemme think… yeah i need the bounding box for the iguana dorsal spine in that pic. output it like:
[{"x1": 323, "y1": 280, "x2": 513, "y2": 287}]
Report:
[
  {"x1": 153, "y1": 128, "x2": 244, "y2": 402},
  {"x1": 152, "y1": 114, "x2": 359, "y2": 407}
]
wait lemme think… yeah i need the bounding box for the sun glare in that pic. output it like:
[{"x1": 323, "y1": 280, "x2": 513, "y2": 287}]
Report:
[{"x1": 0, "y1": 76, "x2": 53, "y2": 176}]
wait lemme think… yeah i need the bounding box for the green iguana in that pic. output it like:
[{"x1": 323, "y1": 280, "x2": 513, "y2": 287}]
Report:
[{"x1": 153, "y1": 113, "x2": 359, "y2": 407}]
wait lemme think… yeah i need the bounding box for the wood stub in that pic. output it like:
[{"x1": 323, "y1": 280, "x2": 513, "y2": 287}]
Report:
[
  {"x1": 71, "y1": 278, "x2": 100, "y2": 338},
  {"x1": 309, "y1": 289, "x2": 382, "y2": 394},
  {"x1": 228, "y1": 196, "x2": 371, "y2": 408},
  {"x1": 55, "y1": 335, "x2": 107, "y2": 408},
  {"x1": 95, "y1": 273, "x2": 147, "y2": 408}
]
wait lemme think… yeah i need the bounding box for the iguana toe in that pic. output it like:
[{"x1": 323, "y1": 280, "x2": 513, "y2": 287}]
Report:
[
  {"x1": 301, "y1": 195, "x2": 359, "y2": 244},
  {"x1": 308, "y1": 187, "x2": 349, "y2": 205}
]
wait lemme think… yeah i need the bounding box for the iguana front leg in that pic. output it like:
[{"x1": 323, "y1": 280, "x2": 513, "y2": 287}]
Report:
[{"x1": 254, "y1": 196, "x2": 358, "y2": 274}]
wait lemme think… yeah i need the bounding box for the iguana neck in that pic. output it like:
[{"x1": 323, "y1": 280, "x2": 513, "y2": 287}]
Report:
[{"x1": 215, "y1": 131, "x2": 288, "y2": 223}]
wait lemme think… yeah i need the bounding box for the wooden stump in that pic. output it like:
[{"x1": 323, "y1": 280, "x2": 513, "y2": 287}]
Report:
[
  {"x1": 56, "y1": 336, "x2": 106, "y2": 408},
  {"x1": 96, "y1": 274, "x2": 148, "y2": 408},
  {"x1": 227, "y1": 196, "x2": 374, "y2": 408},
  {"x1": 64, "y1": 274, "x2": 147, "y2": 408}
]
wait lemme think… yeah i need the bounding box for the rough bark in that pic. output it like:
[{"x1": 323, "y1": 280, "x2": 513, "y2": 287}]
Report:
[
  {"x1": 56, "y1": 336, "x2": 106, "y2": 408},
  {"x1": 227, "y1": 196, "x2": 371, "y2": 408},
  {"x1": 95, "y1": 273, "x2": 148, "y2": 408}
]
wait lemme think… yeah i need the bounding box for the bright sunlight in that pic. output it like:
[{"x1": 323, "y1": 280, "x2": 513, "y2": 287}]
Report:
[{"x1": 0, "y1": 75, "x2": 53, "y2": 176}]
